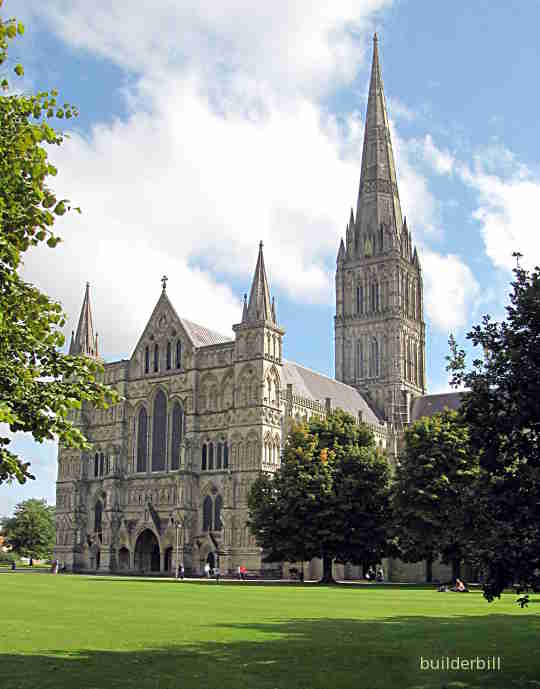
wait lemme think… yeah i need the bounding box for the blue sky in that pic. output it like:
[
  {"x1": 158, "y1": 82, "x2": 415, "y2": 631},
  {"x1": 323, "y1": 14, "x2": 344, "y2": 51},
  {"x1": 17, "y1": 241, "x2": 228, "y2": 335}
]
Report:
[{"x1": 2, "y1": 0, "x2": 540, "y2": 516}]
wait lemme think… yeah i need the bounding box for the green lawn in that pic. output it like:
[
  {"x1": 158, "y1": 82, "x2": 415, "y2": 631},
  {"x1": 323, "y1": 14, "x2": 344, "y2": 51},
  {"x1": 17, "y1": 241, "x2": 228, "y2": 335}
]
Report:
[{"x1": 1, "y1": 575, "x2": 539, "y2": 689}]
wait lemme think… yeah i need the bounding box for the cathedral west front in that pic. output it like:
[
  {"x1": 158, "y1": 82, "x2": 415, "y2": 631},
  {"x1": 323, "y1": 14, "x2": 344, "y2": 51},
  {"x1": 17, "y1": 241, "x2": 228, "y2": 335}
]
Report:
[{"x1": 54, "y1": 35, "x2": 460, "y2": 581}]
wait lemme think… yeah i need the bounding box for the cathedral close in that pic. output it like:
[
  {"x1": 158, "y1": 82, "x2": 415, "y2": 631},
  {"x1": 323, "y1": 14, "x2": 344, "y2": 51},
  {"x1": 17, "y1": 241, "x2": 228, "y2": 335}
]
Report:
[{"x1": 54, "y1": 36, "x2": 461, "y2": 581}]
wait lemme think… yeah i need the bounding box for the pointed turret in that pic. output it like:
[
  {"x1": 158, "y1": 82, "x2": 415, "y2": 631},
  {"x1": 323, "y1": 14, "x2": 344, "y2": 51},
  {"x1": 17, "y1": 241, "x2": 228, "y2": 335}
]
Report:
[
  {"x1": 337, "y1": 238, "x2": 346, "y2": 264},
  {"x1": 241, "y1": 293, "x2": 248, "y2": 322},
  {"x1": 246, "y1": 241, "x2": 274, "y2": 323},
  {"x1": 355, "y1": 33, "x2": 404, "y2": 246},
  {"x1": 69, "y1": 283, "x2": 99, "y2": 358}
]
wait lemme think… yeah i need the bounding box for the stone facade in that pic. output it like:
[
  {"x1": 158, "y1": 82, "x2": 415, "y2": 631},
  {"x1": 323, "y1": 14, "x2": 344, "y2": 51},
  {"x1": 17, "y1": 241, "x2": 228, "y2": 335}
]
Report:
[{"x1": 54, "y1": 36, "x2": 457, "y2": 583}]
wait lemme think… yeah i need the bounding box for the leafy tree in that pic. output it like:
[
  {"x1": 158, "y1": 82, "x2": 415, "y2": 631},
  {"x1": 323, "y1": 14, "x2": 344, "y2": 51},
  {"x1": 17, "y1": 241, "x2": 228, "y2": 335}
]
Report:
[
  {"x1": 393, "y1": 409, "x2": 480, "y2": 581},
  {"x1": 248, "y1": 409, "x2": 394, "y2": 583},
  {"x1": 1, "y1": 498, "x2": 55, "y2": 561},
  {"x1": 0, "y1": 3, "x2": 119, "y2": 485},
  {"x1": 448, "y1": 256, "x2": 540, "y2": 602}
]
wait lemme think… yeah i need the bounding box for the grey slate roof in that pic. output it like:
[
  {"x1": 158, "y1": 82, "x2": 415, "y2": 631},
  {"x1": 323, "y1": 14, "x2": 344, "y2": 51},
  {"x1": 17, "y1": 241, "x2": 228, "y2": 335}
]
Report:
[
  {"x1": 282, "y1": 359, "x2": 383, "y2": 426},
  {"x1": 180, "y1": 318, "x2": 233, "y2": 347},
  {"x1": 410, "y1": 392, "x2": 463, "y2": 422}
]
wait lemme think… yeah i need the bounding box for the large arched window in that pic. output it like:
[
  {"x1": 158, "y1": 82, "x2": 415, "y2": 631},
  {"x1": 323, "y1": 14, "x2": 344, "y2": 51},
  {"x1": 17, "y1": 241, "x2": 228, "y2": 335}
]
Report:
[
  {"x1": 94, "y1": 500, "x2": 103, "y2": 534},
  {"x1": 171, "y1": 402, "x2": 183, "y2": 470},
  {"x1": 152, "y1": 390, "x2": 167, "y2": 472},
  {"x1": 144, "y1": 346, "x2": 150, "y2": 374},
  {"x1": 223, "y1": 442, "x2": 229, "y2": 469},
  {"x1": 208, "y1": 443, "x2": 214, "y2": 471},
  {"x1": 176, "y1": 340, "x2": 182, "y2": 369},
  {"x1": 153, "y1": 344, "x2": 159, "y2": 372},
  {"x1": 136, "y1": 408, "x2": 148, "y2": 472},
  {"x1": 203, "y1": 496, "x2": 213, "y2": 531},
  {"x1": 214, "y1": 495, "x2": 223, "y2": 530},
  {"x1": 166, "y1": 342, "x2": 172, "y2": 370},
  {"x1": 202, "y1": 444, "x2": 207, "y2": 471},
  {"x1": 217, "y1": 442, "x2": 222, "y2": 470}
]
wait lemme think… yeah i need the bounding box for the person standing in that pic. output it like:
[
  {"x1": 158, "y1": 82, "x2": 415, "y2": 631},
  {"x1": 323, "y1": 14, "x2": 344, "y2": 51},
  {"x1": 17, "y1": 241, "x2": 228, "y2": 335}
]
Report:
[
  {"x1": 178, "y1": 563, "x2": 185, "y2": 581},
  {"x1": 204, "y1": 562, "x2": 210, "y2": 579},
  {"x1": 237, "y1": 565, "x2": 242, "y2": 580}
]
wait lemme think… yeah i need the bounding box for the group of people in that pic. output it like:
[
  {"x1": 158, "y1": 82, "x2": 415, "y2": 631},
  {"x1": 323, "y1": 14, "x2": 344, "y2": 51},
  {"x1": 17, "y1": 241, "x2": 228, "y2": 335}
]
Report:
[
  {"x1": 365, "y1": 565, "x2": 385, "y2": 582},
  {"x1": 438, "y1": 578, "x2": 469, "y2": 592}
]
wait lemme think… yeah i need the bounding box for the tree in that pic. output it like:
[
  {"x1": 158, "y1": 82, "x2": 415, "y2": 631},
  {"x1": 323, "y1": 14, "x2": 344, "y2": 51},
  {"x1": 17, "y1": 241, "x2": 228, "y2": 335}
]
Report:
[
  {"x1": 0, "y1": 3, "x2": 119, "y2": 485},
  {"x1": 248, "y1": 409, "x2": 394, "y2": 583},
  {"x1": 448, "y1": 256, "x2": 540, "y2": 602},
  {"x1": 393, "y1": 409, "x2": 480, "y2": 581},
  {"x1": 1, "y1": 498, "x2": 55, "y2": 561}
]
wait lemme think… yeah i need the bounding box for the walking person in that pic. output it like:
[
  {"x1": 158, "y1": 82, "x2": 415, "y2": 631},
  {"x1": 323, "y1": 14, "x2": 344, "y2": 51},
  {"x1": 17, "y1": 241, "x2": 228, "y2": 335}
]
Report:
[
  {"x1": 237, "y1": 565, "x2": 242, "y2": 580},
  {"x1": 178, "y1": 563, "x2": 185, "y2": 581},
  {"x1": 204, "y1": 562, "x2": 210, "y2": 579}
]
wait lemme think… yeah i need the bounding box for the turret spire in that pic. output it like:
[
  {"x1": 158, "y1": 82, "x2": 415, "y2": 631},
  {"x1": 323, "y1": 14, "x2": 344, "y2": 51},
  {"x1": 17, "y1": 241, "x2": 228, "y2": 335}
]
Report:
[
  {"x1": 355, "y1": 33, "x2": 403, "y2": 244},
  {"x1": 246, "y1": 241, "x2": 274, "y2": 323},
  {"x1": 69, "y1": 282, "x2": 99, "y2": 358}
]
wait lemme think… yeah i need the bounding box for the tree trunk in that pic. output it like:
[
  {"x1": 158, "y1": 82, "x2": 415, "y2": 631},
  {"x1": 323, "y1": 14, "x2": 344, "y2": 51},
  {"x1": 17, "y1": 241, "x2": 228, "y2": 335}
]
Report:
[
  {"x1": 426, "y1": 557, "x2": 433, "y2": 583},
  {"x1": 319, "y1": 554, "x2": 336, "y2": 584}
]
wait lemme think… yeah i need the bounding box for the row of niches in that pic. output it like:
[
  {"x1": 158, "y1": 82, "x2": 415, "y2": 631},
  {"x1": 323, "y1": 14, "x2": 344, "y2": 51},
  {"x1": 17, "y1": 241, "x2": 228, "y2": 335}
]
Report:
[
  {"x1": 201, "y1": 441, "x2": 229, "y2": 471},
  {"x1": 348, "y1": 279, "x2": 421, "y2": 320},
  {"x1": 143, "y1": 340, "x2": 183, "y2": 375},
  {"x1": 198, "y1": 369, "x2": 281, "y2": 412},
  {"x1": 236, "y1": 332, "x2": 282, "y2": 360}
]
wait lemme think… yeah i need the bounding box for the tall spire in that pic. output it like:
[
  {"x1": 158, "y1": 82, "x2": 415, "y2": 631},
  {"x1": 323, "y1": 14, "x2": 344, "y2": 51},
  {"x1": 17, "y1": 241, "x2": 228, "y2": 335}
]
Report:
[
  {"x1": 355, "y1": 33, "x2": 404, "y2": 242},
  {"x1": 69, "y1": 282, "x2": 99, "y2": 358},
  {"x1": 246, "y1": 241, "x2": 274, "y2": 323}
]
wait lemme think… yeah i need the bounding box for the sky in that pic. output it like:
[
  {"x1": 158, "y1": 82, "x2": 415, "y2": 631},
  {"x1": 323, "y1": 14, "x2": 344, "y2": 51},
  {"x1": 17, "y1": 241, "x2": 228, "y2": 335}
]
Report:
[{"x1": 2, "y1": 0, "x2": 540, "y2": 516}]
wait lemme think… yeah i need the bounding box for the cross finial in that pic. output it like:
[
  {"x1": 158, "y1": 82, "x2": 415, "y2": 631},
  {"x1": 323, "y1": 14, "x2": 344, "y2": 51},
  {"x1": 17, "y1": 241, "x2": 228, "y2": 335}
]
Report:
[{"x1": 161, "y1": 275, "x2": 168, "y2": 291}]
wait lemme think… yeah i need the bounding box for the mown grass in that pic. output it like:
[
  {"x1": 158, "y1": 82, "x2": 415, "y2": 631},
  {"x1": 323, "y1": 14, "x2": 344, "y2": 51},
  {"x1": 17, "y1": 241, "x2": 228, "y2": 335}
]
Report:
[{"x1": 1, "y1": 574, "x2": 539, "y2": 689}]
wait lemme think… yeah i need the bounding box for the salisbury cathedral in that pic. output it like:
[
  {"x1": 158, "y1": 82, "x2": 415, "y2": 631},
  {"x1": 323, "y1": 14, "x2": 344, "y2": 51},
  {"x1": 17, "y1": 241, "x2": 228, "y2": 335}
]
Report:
[{"x1": 54, "y1": 36, "x2": 460, "y2": 581}]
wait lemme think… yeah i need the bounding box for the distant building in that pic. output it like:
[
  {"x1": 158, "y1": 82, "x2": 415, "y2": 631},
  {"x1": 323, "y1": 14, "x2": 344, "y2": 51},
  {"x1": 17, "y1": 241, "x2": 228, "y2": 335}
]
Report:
[{"x1": 55, "y1": 36, "x2": 460, "y2": 581}]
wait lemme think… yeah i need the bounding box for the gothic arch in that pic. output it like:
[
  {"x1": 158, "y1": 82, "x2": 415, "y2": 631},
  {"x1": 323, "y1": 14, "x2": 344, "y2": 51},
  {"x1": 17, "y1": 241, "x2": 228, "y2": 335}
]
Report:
[{"x1": 151, "y1": 387, "x2": 168, "y2": 472}]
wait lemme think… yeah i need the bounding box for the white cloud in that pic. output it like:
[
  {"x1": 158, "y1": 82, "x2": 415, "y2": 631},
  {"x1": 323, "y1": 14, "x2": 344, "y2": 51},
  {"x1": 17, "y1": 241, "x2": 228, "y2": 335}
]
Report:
[
  {"x1": 20, "y1": 74, "x2": 366, "y2": 360},
  {"x1": 458, "y1": 148, "x2": 540, "y2": 272},
  {"x1": 421, "y1": 250, "x2": 481, "y2": 332},
  {"x1": 421, "y1": 134, "x2": 454, "y2": 175},
  {"x1": 21, "y1": 0, "x2": 392, "y2": 100}
]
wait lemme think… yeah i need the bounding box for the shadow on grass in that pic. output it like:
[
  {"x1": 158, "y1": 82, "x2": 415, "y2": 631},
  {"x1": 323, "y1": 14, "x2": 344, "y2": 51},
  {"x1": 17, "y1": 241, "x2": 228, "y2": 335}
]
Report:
[{"x1": 2, "y1": 614, "x2": 540, "y2": 689}]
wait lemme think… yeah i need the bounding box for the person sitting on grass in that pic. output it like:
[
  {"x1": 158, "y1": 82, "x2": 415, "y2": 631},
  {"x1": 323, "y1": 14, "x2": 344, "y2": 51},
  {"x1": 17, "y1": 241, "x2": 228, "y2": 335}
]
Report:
[{"x1": 451, "y1": 578, "x2": 468, "y2": 592}]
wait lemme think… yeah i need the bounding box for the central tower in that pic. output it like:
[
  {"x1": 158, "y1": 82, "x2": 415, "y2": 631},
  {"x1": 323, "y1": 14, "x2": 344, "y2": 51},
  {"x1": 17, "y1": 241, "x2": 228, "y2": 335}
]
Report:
[{"x1": 334, "y1": 34, "x2": 426, "y2": 423}]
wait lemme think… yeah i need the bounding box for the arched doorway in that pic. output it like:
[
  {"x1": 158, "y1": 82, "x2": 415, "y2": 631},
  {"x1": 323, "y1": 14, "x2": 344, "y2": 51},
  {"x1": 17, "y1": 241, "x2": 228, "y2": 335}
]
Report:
[
  {"x1": 135, "y1": 529, "x2": 161, "y2": 572},
  {"x1": 164, "y1": 546, "x2": 173, "y2": 573},
  {"x1": 118, "y1": 547, "x2": 130, "y2": 570}
]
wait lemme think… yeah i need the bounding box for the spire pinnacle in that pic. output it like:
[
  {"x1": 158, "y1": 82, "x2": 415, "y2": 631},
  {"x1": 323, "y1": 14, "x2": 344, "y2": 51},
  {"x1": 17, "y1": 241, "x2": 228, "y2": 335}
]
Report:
[
  {"x1": 70, "y1": 282, "x2": 99, "y2": 358},
  {"x1": 246, "y1": 241, "x2": 274, "y2": 323},
  {"x1": 241, "y1": 293, "x2": 248, "y2": 322},
  {"x1": 355, "y1": 33, "x2": 404, "y2": 248}
]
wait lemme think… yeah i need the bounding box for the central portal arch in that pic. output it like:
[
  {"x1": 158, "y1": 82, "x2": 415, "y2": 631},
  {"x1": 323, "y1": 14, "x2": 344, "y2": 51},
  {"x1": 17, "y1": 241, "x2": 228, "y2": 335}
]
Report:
[{"x1": 134, "y1": 529, "x2": 160, "y2": 572}]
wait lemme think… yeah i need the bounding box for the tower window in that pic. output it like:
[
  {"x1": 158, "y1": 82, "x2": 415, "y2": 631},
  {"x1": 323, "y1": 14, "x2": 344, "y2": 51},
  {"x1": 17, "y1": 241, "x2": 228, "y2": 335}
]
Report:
[
  {"x1": 208, "y1": 443, "x2": 214, "y2": 471},
  {"x1": 356, "y1": 285, "x2": 364, "y2": 315},
  {"x1": 154, "y1": 344, "x2": 159, "y2": 372},
  {"x1": 144, "y1": 346, "x2": 149, "y2": 374},
  {"x1": 94, "y1": 452, "x2": 99, "y2": 477},
  {"x1": 176, "y1": 341, "x2": 182, "y2": 369},
  {"x1": 223, "y1": 442, "x2": 229, "y2": 469},
  {"x1": 166, "y1": 342, "x2": 172, "y2": 370},
  {"x1": 202, "y1": 444, "x2": 207, "y2": 471}
]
